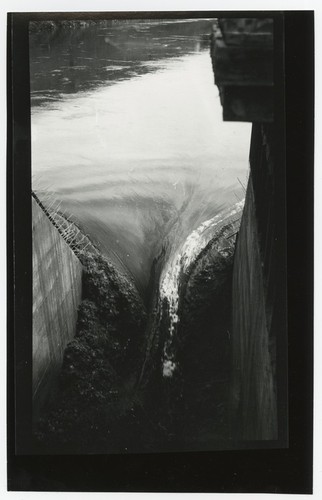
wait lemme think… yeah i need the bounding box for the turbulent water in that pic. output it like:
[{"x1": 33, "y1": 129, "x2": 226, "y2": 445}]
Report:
[
  {"x1": 30, "y1": 19, "x2": 251, "y2": 299},
  {"x1": 160, "y1": 200, "x2": 244, "y2": 376}
]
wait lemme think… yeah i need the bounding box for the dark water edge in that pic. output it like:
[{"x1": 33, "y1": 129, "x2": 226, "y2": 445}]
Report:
[
  {"x1": 29, "y1": 18, "x2": 213, "y2": 107},
  {"x1": 33, "y1": 214, "x2": 237, "y2": 454}
]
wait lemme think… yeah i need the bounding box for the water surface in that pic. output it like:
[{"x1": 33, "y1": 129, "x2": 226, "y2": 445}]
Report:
[{"x1": 30, "y1": 19, "x2": 251, "y2": 293}]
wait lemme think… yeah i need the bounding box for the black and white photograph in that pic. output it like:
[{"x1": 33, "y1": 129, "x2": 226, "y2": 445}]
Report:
[
  {"x1": 7, "y1": 7, "x2": 314, "y2": 494},
  {"x1": 28, "y1": 14, "x2": 287, "y2": 454}
]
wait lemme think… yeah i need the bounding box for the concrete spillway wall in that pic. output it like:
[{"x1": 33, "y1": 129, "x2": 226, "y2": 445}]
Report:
[
  {"x1": 32, "y1": 197, "x2": 83, "y2": 419},
  {"x1": 230, "y1": 123, "x2": 286, "y2": 441},
  {"x1": 211, "y1": 21, "x2": 287, "y2": 442},
  {"x1": 231, "y1": 174, "x2": 278, "y2": 440}
]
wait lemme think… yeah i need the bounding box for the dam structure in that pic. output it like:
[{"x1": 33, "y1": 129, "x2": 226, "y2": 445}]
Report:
[
  {"x1": 30, "y1": 16, "x2": 287, "y2": 448},
  {"x1": 32, "y1": 194, "x2": 83, "y2": 420},
  {"x1": 211, "y1": 17, "x2": 287, "y2": 442}
]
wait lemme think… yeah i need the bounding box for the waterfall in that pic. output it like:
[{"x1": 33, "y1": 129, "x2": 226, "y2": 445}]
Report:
[{"x1": 159, "y1": 200, "x2": 244, "y2": 377}]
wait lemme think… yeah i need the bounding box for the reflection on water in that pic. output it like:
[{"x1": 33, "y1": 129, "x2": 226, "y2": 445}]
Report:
[
  {"x1": 30, "y1": 19, "x2": 212, "y2": 107},
  {"x1": 30, "y1": 19, "x2": 251, "y2": 295}
]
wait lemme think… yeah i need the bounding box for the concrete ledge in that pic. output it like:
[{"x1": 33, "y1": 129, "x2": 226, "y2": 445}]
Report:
[
  {"x1": 32, "y1": 197, "x2": 83, "y2": 419},
  {"x1": 231, "y1": 176, "x2": 277, "y2": 440}
]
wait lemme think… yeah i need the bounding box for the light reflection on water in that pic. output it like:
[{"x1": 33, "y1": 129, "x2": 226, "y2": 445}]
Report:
[{"x1": 30, "y1": 20, "x2": 251, "y2": 294}]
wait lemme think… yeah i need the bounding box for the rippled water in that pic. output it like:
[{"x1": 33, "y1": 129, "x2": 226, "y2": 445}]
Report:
[{"x1": 30, "y1": 20, "x2": 251, "y2": 295}]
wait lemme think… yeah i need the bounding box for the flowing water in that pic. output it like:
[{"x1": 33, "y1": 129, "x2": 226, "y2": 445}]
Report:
[
  {"x1": 160, "y1": 200, "x2": 244, "y2": 377},
  {"x1": 30, "y1": 19, "x2": 251, "y2": 300},
  {"x1": 31, "y1": 20, "x2": 254, "y2": 450}
]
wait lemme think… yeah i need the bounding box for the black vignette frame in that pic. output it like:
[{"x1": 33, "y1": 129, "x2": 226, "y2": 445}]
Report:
[{"x1": 7, "y1": 10, "x2": 313, "y2": 493}]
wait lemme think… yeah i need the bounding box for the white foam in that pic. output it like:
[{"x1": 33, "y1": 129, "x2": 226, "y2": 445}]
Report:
[{"x1": 160, "y1": 200, "x2": 244, "y2": 377}]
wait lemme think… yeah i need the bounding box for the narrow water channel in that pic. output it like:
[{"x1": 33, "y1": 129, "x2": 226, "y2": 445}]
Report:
[{"x1": 31, "y1": 19, "x2": 251, "y2": 453}]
